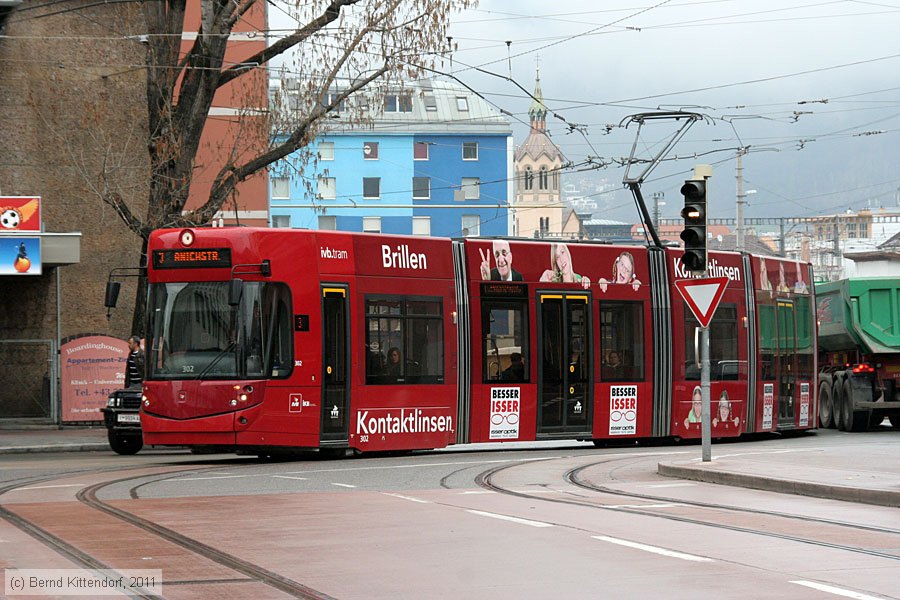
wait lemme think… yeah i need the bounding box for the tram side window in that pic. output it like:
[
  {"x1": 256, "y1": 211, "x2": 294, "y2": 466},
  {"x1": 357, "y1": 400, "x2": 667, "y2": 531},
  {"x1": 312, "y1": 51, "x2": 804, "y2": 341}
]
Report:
[
  {"x1": 482, "y1": 300, "x2": 529, "y2": 383},
  {"x1": 599, "y1": 301, "x2": 644, "y2": 381},
  {"x1": 758, "y1": 300, "x2": 777, "y2": 381},
  {"x1": 365, "y1": 296, "x2": 443, "y2": 384},
  {"x1": 684, "y1": 303, "x2": 740, "y2": 381}
]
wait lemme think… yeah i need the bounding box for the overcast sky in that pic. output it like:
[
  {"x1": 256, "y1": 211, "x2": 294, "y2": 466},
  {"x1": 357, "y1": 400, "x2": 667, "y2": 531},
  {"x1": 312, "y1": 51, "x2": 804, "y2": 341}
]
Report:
[{"x1": 442, "y1": 0, "x2": 900, "y2": 223}]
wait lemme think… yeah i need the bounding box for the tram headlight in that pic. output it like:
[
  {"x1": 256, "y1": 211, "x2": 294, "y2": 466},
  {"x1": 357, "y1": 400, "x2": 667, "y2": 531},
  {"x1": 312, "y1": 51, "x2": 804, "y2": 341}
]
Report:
[
  {"x1": 239, "y1": 394, "x2": 248, "y2": 402},
  {"x1": 230, "y1": 399, "x2": 238, "y2": 406}
]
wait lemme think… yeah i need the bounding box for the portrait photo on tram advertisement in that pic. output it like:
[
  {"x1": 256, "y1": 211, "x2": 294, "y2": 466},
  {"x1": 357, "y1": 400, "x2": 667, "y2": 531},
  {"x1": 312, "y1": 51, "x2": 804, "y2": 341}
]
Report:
[
  {"x1": 599, "y1": 250, "x2": 642, "y2": 292},
  {"x1": 539, "y1": 242, "x2": 590, "y2": 288},
  {"x1": 479, "y1": 239, "x2": 523, "y2": 282}
]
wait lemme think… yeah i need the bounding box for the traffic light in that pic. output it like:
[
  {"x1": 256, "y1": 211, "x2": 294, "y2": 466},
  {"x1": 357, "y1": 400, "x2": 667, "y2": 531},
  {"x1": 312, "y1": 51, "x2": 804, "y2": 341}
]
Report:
[{"x1": 680, "y1": 178, "x2": 707, "y2": 273}]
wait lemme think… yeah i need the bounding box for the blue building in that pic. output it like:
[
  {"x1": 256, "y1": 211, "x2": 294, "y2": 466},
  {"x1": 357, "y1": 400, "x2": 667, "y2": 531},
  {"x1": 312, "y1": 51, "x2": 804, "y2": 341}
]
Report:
[{"x1": 269, "y1": 80, "x2": 513, "y2": 237}]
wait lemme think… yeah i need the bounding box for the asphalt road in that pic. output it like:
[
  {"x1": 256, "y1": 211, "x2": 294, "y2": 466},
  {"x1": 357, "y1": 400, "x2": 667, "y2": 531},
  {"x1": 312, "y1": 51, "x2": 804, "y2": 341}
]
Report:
[{"x1": 1, "y1": 431, "x2": 898, "y2": 599}]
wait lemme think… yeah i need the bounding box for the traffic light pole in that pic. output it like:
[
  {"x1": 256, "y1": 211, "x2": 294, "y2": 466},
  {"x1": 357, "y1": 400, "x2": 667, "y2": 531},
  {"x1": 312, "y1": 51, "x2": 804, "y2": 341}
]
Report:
[{"x1": 701, "y1": 325, "x2": 711, "y2": 462}]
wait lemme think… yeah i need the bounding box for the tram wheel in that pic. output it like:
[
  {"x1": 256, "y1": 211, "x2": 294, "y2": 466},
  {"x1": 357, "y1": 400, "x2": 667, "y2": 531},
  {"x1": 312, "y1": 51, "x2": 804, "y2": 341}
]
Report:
[
  {"x1": 818, "y1": 382, "x2": 833, "y2": 429},
  {"x1": 832, "y1": 380, "x2": 845, "y2": 431},
  {"x1": 107, "y1": 431, "x2": 143, "y2": 455}
]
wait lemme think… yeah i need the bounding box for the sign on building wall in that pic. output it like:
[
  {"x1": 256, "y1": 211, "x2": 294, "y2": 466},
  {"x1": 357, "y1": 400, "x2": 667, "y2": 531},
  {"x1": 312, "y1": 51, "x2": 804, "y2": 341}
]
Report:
[
  {"x1": 0, "y1": 236, "x2": 41, "y2": 275},
  {"x1": 0, "y1": 197, "x2": 41, "y2": 232},
  {"x1": 60, "y1": 335, "x2": 129, "y2": 422}
]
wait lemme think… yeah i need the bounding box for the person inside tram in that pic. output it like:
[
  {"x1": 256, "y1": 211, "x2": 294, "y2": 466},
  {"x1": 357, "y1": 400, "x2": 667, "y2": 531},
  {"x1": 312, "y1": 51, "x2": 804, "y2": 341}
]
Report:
[
  {"x1": 385, "y1": 347, "x2": 402, "y2": 377},
  {"x1": 684, "y1": 385, "x2": 703, "y2": 428},
  {"x1": 713, "y1": 390, "x2": 740, "y2": 428},
  {"x1": 501, "y1": 352, "x2": 526, "y2": 381},
  {"x1": 602, "y1": 350, "x2": 624, "y2": 380}
]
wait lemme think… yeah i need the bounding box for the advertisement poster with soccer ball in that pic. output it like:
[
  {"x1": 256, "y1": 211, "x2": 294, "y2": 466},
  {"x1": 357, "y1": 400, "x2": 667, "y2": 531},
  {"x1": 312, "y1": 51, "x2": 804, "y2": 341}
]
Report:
[{"x1": 0, "y1": 197, "x2": 41, "y2": 232}]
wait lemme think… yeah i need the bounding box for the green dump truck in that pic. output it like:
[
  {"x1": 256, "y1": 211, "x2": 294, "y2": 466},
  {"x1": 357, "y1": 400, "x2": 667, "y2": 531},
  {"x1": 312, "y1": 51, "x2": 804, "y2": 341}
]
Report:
[{"x1": 816, "y1": 277, "x2": 900, "y2": 431}]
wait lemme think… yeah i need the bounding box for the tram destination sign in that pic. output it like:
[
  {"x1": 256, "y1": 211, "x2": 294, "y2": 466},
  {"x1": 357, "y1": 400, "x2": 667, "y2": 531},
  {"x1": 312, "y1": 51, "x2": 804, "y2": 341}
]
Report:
[
  {"x1": 152, "y1": 248, "x2": 232, "y2": 269},
  {"x1": 481, "y1": 281, "x2": 527, "y2": 298}
]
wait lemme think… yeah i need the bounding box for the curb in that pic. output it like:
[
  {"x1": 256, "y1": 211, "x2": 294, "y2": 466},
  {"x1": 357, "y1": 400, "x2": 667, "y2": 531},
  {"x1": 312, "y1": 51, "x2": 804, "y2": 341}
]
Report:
[
  {"x1": 658, "y1": 462, "x2": 900, "y2": 508},
  {"x1": 0, "y1": 444, "x2": 110, "y2": 455}
]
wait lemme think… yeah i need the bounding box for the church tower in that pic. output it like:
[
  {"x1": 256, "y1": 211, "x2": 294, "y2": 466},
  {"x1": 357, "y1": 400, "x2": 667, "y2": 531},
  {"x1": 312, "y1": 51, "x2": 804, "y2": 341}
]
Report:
[{"x1": 513, "y1": 65, "x2": 565, "y2": 237}]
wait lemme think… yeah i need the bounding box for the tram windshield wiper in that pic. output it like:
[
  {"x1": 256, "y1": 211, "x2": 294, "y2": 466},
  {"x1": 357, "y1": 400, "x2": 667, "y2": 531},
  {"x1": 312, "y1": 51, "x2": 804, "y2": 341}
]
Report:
[{"x1": 196, "y1": 340, "x2": 237, "y2": 380}]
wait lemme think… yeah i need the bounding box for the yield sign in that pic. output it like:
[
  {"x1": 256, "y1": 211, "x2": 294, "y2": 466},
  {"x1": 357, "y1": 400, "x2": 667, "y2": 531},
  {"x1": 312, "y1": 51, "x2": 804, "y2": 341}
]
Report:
[{"x1": 674, "y1": 277, "x2": 729, "y2": 328}]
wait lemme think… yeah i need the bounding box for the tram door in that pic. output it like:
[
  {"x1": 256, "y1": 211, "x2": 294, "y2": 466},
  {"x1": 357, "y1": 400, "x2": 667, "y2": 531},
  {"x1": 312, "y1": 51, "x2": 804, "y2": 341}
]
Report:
[
  {"x1": 321, "y1": 286, "x2": 350, "y2": 442},
  {"x1": 537, "y1": 293, "x2": 591, "y2": 435},
  {"x1": 776, "y1": 300, "x2": 797, "y2": 425}
]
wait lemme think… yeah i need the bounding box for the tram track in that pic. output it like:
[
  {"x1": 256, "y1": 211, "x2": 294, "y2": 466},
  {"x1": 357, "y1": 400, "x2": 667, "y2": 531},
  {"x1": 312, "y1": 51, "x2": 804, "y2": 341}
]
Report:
[
  {"x1": 2, "y1": 463, "x2": 338, "y2": 600},
  {"x1": 474, "y1": 455, "x2": 900, "y2": 562}
]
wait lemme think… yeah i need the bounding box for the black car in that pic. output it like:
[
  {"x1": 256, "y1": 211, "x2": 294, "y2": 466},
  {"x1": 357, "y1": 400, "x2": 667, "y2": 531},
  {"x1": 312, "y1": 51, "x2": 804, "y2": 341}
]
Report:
[{"x1": 100, "y1": 387, "x2": 144, "y2": 455}]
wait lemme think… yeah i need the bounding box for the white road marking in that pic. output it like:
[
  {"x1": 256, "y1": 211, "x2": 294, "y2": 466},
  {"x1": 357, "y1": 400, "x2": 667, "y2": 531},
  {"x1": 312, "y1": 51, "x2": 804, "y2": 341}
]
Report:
[
  {"x1": 467, "y1": 510, "x2": 553, "y2": 528},
  {"x1": 605, "y1": 503, "x2": 685, "y2": 509},
  {"x1": 271, "y1": 475, "x2": 308, "y2": 481},
  {"x1": 331, "y1": 483, "x2": 356, "y2": 488},
  {"x1": 12, "y1": 484, "x2": 84, "y2": 491},
  {"x1": 277, "y1": 456, "x2": 562, "y2": 476},
  {"x1": 459, "y1": 491, "x2": 495, "y2": 495},
  {"x1": 790, "y1": 581, "x2": 887, "y2": 600},
  {"x1": 382, "y1": 492, "x2": 430, "y2": 504},
  {"x1": 593, "y1": 536, "x2": 713, "y2": 562},
  {"x1": 644, "y1": 482, "x2": 697, "y2": 488},
  {"x1": 174, "y1": 475, "x2": 248, "y2": 481}
]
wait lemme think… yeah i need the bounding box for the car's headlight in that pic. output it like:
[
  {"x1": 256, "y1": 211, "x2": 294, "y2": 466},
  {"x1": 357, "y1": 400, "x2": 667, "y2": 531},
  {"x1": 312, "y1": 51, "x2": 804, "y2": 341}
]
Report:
[{"x1": 107, "y1": 397, "x2": 118, "y2": 407}]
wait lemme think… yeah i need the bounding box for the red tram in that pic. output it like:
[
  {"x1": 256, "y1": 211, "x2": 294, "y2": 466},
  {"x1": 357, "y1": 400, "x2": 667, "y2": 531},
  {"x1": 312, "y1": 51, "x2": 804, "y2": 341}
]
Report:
[{"x1": 137, "y1": 228, "x2": 817, "y2": 453}]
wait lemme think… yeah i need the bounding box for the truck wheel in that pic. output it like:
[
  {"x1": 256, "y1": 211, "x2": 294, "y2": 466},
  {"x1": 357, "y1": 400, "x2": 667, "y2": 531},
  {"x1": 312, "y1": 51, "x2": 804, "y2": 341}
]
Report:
[
  {"x1": 818, "y1": 382, "x2": 833, "y2": 429},
  {"x1": 108, "y1": 431, "x2": 143, "y2": 455},
  {"x1": 841, "y1": 380, "x2": 869, "y2": 432},
  {"x1": 832, "y1": 380, "x2": 845, "y2": 431}
]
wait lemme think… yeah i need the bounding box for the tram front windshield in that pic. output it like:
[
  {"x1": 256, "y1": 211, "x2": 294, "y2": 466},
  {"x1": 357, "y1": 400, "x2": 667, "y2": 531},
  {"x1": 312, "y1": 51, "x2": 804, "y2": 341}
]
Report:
[{"x1": 146, "y1": 282, "x2": 292, "y2": 380}]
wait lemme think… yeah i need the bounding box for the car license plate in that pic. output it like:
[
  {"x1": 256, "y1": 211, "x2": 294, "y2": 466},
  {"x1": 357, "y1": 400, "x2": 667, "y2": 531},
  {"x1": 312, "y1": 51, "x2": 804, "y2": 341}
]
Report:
[{"x1": 117, "y1": 414, "x2": 141, "y2": 424}]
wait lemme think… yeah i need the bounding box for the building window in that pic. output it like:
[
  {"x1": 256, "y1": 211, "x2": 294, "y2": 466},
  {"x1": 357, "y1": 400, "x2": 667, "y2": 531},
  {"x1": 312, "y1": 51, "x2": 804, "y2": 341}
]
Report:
[
  {"x1": 461, "y1": 177, "x2": 480, "y2": 200},
  {"x1": 385, "y1": 94, "x2": 413, "y2": 112},
  {"x1": 524, "y1": 167, "x2": 533, "y2": 191},
  {"x1": 456, "y1": 96, "x2": 469, "y2": 111},
  {"x1": 323, "y1": 92, "x2": 345, "y2": 112},
  {"x1": 423, "y1": 94, "x2": 437, "y2": 111},
  {"x1": 552, "y1": 170, "x2": 559, "y2": 190},
  {"x1": 363, "y1": 177, "x2": 381, "y2": 199},
  {"x1": 413, "y1": 177, "x2": 431, "y2": 199},
  {"x1": 539, "y1": 167, "x2": 549, "y2": 190},
  {"x1": 363, "y1": 216, "x2": 381, "y2": 233},
  {"x1": 271, "y1": 214, "x2": 290, "y2": 228},
  {"x1": 412, "y1": 216, "x2": 431, "y2": 236},
  {"x1": 414, "y1": 142, "x2": 429, "y2": 160},
  {"x1": 364, "y1": 142, "x2": 379, "y2": 159},
  {"x1": 365, "y1": 296, "x2": 444, "y2": 384},
  {"x1": 462, "y1": 142, "x2": 478, "y2": 161},
  {"x1": 540, "y1": 217, "x2": 549, "y2": 234},
  {"x1": 318, "y1": 215, "x2": 336, "y2": 230},
  {"x1": 317, "y1": 177, "x2": 336, "y2": 200},
  {"x1": 462, "y1": 214, "x2": 480, "y2": 237},
  {"x1": 272, "y1": 177, "x2": 290, "y2": 199},
  {"x1": 318, "y1": 141, "x2": 334, "y2": 161}
]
